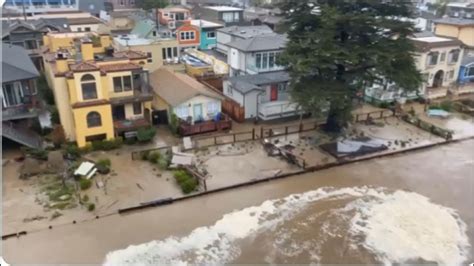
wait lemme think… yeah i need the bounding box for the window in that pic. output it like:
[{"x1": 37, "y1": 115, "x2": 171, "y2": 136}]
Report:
[
  {"x1": 256, "y1": 53, "x2": 262, "y2": 68},
  {"x1": 175, "y1": 105, "x2": 189, "y2": 118},
  {"x1": 147, "y1": 52, "x2": 152, "y2": 63},
  {"x1": 152, "y1": 31, "x2": 157, "y2": 37},
  {"x1": 427, "y1": 52, "x2": 438, "y2": 66},
  {"x1": 87, "y1": 112, "x2": 101, "y2": 128},
  {"x1": 466, "y1": 65, "x2": 474, "y2": 77},
  {"x1": 162, "y1": 48, "x2": 167, "y2": 60},
  {"x1": 85, "y1": 27, "x2": 91, "y2": 32},
  {"x1": 207, "y1": 31, "x2": 216, "y2": 39},
  {"x1": 262, "y1": 53, "x2": 268, "y2": 69},
  {"x1": 113, "y1": 76, "x2": 132, "y2": 92},
  {"x1": 77, "y1": 27, "x2": 82, "y2": 32},
  {"x1": 133, "y1": 102, "x2": 142, "y2": 115},
  {"x1": 449, "y1": 49, "x2": 460, "y2": 64},
  {"x1": 81, "y1": 74, "x2": 97, "y2": 100},
  {"x1": 234, "y1": 12, "x2": 240, "y2": 21},
  {"x1": 12, "y1": 41, "x2": 24, "y2": 47},
  {"x1": 439, "y1": 52, "x2": 446, "y2": 62},
  {"x1": 180, "y1": 31, "x2": 195, "y2": 40},
  {"x1": 207, "y1": 102, "x2": 218, "y2": 115},
  {"x1": 227, "y1": 86, "x2": 233, "y2": 96},
  {"x1": 167, "y1": 47, "x2": 172, "y2": 58},
  {"x1": 173, "y1": 47, "x2": 178, "y2": 57},
  {"x1": 269, "y1": 52, "x2": 275, "y2": 68},
  {"x1": 222, "y1": 12, "x2": 233, "y2": 23}
]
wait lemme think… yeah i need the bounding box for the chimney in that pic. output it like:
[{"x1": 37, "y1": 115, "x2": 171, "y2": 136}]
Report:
[
  {"x1": 81, "y1": 39, "x2": 94, "y2": 61},
  {"x1": 55, "y1": 54, "x2": 69, "y2": 73}
]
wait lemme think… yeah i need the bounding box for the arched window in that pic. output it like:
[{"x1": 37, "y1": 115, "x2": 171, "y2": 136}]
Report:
[
  {"x1": 81, "y1": 74, "x2": 97, "y2": 100},
  {"x1": 87, "y1": 111, "x2": 102, "y2": 128}
]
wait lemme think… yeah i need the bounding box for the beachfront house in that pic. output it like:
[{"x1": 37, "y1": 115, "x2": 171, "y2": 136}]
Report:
[
  {"x1": 42, "y1": 32, "x2": 154, "y2": 147},
  {"x1": 223, "y1": 71, "x2": 301, "y2": 121},
  {"x1": 158, "y1": 7, "x2": 192, "y2": 29},
  {"x1": 149, "y1": 68, "x2": 230, "y2": 135},
  {"x1": 227, "y1": 33, "x2": 287, "y2": 77},
  {"x1": 193, "y1": 6, "x2": 245, "y2": 27},
  {"x1": 365, "y1": 35, "x2": 464, "y2": 103},
  {"x1": 216, "y1": 25, "x2": 274, "y2": 55},
  {"x1": 2, "y1": 44, "x2": 43, "y2": 148},
  {"x1": 176, "y1": 21, "x2": 201, "y2": 52},
  {"x1": 190, "y1": 19, "x2": 223, "y2": 50}
]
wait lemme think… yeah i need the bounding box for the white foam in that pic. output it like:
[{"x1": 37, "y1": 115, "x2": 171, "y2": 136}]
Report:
[{"x1": 103, "y1": 187, "x2": 470, "y2": 265}]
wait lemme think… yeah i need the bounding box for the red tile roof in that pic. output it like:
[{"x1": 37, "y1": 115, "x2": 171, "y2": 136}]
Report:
[
  {"x1": 99, "y1": 62, "x2": 141, "y2": 73},
  {"x1": 114, "y1": 50, "x2": 148, "y2": 60},
  {"x1": 70, "y1": 61, "x2": 99, "y2": 72}
]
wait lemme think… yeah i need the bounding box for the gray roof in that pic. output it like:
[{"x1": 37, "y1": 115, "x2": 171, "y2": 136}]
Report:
[
  {"x1": 227, "y1": 71, "x2": 289, "y2": 94},
  {"x1": 461, "y1": 51, "x2": 474, "y2": 66},
  {"x1": 227, "y1": 34, "x2": 287, "y2": 52},
  {"x1": 217, "y1": 25, "x2": 274, "y2": 38},
  {"x1": 2, "y1": 18, "x2": 70, "y2": 38},
  {"x1": 2, "y1": 45, "x2": 39, "y2": 83},
  {"x1": 433, "y1": 17, "x2": 474, "y2": 26}
]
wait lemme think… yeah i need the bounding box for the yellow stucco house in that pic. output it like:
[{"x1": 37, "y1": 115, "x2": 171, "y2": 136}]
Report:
[{"x1": 42, "y1": 32, "x2": 153, "y2": 147}]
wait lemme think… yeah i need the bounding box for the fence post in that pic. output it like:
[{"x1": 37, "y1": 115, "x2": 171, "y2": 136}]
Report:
[
  {"x1": 214, "y1": 136, "x2": 217, "y2": 145},
  {"x1": 233, "y1": 133, "x2": 236, "y2": 143},
  {"x1": 252, "y1": 128, "x2": 255, "y2": 140},
  {"x1": 367, "y1": 113, "x2": 370, "y2": 121},
  {"x1": 260, "y1": 127, "x2": 264, "y2": 139},
  {"x1": 285, "y1": 126, "x2": 288, "y2": 135},
  {"x1": 299, "y1": 122, "x2": 303, "y2": 132},
  {"x1": 380, "y1": 111, "x2": 383, "y2": 119}
]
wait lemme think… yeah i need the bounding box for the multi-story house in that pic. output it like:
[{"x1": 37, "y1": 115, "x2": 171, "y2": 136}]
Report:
[
  {"x1": 42, "y1": 32, "x2": 154, "y2": 147},
  {"x1": 193, "y1": 6, "x2": 246, "y2": 27},
  {"x1": 67, "y1": 16, "x2": 105, "y2": 33},
  {"x1": 2, "y1": 44, "x2": 43, "y2": 148},
  {"x1": 216, "y1": 25, "x2": 274, "y2": 55},
  {"x1": 434, "y1": 18, "x2": 474, "y2": 94},
  {"x1": 2, "y1": 0, "x2": 105, "y2": 16},
  {"x1": 190, "y1": 19, "x2": 223, "y2": 50},
  {"x1": 227, "y1": 33, "x2": 287, "y2": 76},
  {"x1": 176, "y1": 21, "x2": 201, "y2": 51},
  {"x1": 2, "y1": 18, "x2": 70, "y2": 70},
  {"x1": 104, "y1": 0, "x2": 136, "y2": 10},
  {"x1": 446, "y1": 2, "x2": 474, "y2": 19},
  {"x1": 157, "y1": 7, "x2": 191, "y2": 29},
  {"x1": 365, "y1": 35, "x2": 464, "y2": 102}
]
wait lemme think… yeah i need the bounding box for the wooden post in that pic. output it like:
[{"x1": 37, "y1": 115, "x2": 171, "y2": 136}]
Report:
[
  {"x1": 214, "y1": 136, "x2": 217, "y2": 145},
  {"x1": 299, "y1": 122, "x2": 303, "y2": 132},
  {"x1": 367, "y1": 113, "x2": 370, "y2": 121},
  {"x1": 233, "y1": 133, "x2": 236, "y2": 143},
  {"x1": 285, "y1": 126, "x2": 288, "y2": 135},
  {"x1": 252, "y1": 128, "x2": 255, "y2": 140},
  {"x1": 260, "y1": 127, "x2": 264, "y2": 139}
]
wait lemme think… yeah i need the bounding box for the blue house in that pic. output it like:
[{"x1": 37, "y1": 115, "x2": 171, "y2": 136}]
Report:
[
  {"x1": 191, "y1": 20, "x2": 223, "y2": 50},
  {"x1": 457, "y1": 51, "x2": 474, "y2": 94}
]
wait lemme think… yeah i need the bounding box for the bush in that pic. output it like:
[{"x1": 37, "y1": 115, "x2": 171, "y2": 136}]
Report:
[
  {"x1": 173, "y1": 169, "x2": 190, "y2": 184},
  {"x1": 21, "y1": 147, "x2": 49, "y2": 160},
  {"x1": 82, "y1": 194, "x2": 89, "y2": 202},
  {"x1": 137, "y1": 127, "x2": 157, "y2": 143},
  {"x1": 141, "y1": 151, "x2": 150, "y2": 161},
  {"x1": 96, "y1": 158, "x2": 111, "y2": 174},
  {"x1": 50, "y1": 107, "x2": 60, "y2": 125},
  {"x1": 157, "y1": 154, "x2": 170, "y2": 170},
  {"x1": 147, "y1": 151, "x2": 161, "y2": 163},
  {"x1": 79, "y1": 178, "x2": 92, "y2": 190},
  {"x1": 124, "y1": 138, "x2": 137, "y2": 145},
  {"x1": 169, "y1": 113, "x2": 179, "y2": 135},
  {"x1": 378, "y1": 102, "x2": 390, "y2": 109},
  {"x1": 65, "y1": 144, "x2": 81, "y2": 159},
  {"x1": 88, "y1": 203, "x2": 95, "y2": 211},
  {"x1": 79, "y1": 144, "x2": 93, "y2": 154},
  {"x1": 92, "y1": 138, "x2": 123, "y2": 151},
  {"x1": 51, "y1": 125, "x2": 66, "y2": 148},
  {"x1": 38, "y1": 74, "x2": 55, "y2": 106},
  {"x1": 181, "y1": 178, "x2": 198, "y2": 194}
]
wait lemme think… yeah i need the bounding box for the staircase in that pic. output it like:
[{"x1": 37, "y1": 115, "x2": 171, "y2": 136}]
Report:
[{"x1": 2, "y1": 122, "x2": 43, "y2": 149}]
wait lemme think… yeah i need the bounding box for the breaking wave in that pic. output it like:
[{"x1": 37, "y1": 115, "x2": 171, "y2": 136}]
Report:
[{"x1": 103, "y1": 187, "x2": 470, "y2": 265}]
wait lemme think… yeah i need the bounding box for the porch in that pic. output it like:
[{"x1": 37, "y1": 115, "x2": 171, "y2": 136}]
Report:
[
  {"x1": 178, "y1": 113, "x2": 232, "y2": 136},
  {"x1": 258, "y1": 100, "x2": 301, "y2": 121}
]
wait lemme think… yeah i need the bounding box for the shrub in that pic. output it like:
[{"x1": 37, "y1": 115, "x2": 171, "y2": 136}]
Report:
[
  {"x1": 92, "y1": 138, "x2": 123, "y2": 151},
  {"x1": 82, "y1": 194, "x2": 89, "y2": 202},
  {"x1": 79, "y1": 144, "x2": 93, "y2": 154},
  {"x1": 79, "y1": 178, "x2": 92, "y2": 190},
  {"x1": 21, "y1": 147, "x2": 49, "y2": 160},
  {"x1": 173, "y1": 169, "x2": 191, "y2": 184},
  {"x1": 88, "y1": 203, "x2": 95, "y2": 212},
  {"x1": 169, "y1": 113, "x2": 179, "y2": 135},
  {"x1": 51, "y1": 125, "x2": 66, "y2": 148},
  {"x1": 96, "y1": 158, "x2": 111, "y2": 174},
  {"x1": 157, "y1": 155, "x2": 170, "y2": 170},
  {"x1": 181, "y1": 178, "x2": 198, "y2": 194},
  {"x1": 65, "y1": 144, "x2": 81, "y2": 159},
  {"x1": 378, "y1": 102, "x2": 390, "y2": 109},
  {"x1": 137, "y1": 127, "x2": 157, "y2": 143},
  {"x1": 50, "y1": 107, "x2": 60, "y2": 125},
  {"x1": 124, "y1": 138, "x2": 137, "y2": 145},
  {"x1": 141, "y1": 151, "x2": 150, "y2": 161},
  {"x1": 147, "y1": 151, "x2": 161, "y2": 163}
]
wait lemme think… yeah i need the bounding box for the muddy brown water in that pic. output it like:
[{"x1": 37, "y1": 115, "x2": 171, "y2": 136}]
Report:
[{"x1": 2, "y1": 140, "x2": 474, "y2": 264}]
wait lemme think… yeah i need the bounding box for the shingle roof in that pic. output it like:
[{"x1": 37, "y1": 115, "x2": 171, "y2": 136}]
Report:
[
  {"x1": 149, "y1": 68, "x2": 224, "y2": 106},
  {"x1": 69, "y1": 62, "x2": 99, "y2": 72},
  {"x1": 217, "y1": 25, "x2": 274, "y2": 38},
  {"x1": 1, "y1": 45, "x2": 39, "y2": 83},
  {"x1": 227, "y1": 71, "x2": 289, "y2": 94},
  {"x1": 114, "y1": 50, "x2": 148, "y2": 60},
  {"x1": 226, "y1": 34, "x2": 287, "y2": 52},
  {"x1": 2, "y1": 18, "x2": 70, "y2": 38},
  {"x1": 433, "y1": 18, "x2": 474, "y2": 26}
]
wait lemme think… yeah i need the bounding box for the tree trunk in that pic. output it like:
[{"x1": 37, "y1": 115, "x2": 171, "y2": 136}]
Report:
[
  {"x1": 324, "y1": 101, "x2": 349, "y2": 133},
  {"x1": 155, "y1": 8, "x2": 160, "y2": 33}
]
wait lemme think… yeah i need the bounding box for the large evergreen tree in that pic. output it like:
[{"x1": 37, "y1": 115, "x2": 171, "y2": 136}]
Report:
[
  {"x1": 279, "y1": 0, "x2": 422, "y2": 132},
  {"x1": 136, "y1": 0, "x2": 169, "y2": 31}
]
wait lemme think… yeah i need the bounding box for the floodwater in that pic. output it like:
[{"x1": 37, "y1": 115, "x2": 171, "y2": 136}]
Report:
[{"x1": 3, "y1": 140, "x2": 474, "y2": 265}]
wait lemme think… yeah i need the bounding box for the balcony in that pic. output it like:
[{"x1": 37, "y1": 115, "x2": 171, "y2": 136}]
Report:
[
  {"x1": 113, "y1": 118, "x2": 150, "y2": 134},
  {"x1": 178, "y1": 113, "x2": 232, "y2": 136},
  {"x1": 109, "y1": 87, "x2": 153, "y2": 105},
  {"x1": 246, "y1": 63, "x2": 285, "y2": 75},
  {"x1": 258, "y1": 100, "x2": 301, "y2": 120},
  {"x1": 2, "y1": 106, "x2": 38, "y2": 121}
]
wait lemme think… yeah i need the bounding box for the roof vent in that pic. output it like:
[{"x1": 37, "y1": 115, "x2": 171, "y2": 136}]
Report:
[{"x1": 240, "y1": 30, "x2": 246, "y2": 34}]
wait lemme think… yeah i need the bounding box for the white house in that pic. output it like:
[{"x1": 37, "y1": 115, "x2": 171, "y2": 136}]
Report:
[
  {"x1": 227, "y1": 33, "x2": 287, "y2": 77},
  {"x1": 150, "y1": 68, "x2": 224, "y2": 123},
  {"x1": 223, "y1": 71, "x2": 301, "y2": 120},
  {"x1": 365, "y1": 35, "x2": 464, "y2": 102},
  {"x1": 216, "y1": 25, "x2": 274, "y2": 55}
]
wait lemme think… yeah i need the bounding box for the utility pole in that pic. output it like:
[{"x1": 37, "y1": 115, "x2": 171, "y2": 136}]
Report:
[{"x1": 22, "y1": 0, "x2": 27, "y2": 21}]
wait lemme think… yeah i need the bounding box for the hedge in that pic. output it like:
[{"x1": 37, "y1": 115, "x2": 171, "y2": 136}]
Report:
[
  {"x1": 173, "y1": 169, "x2": 198, "y2": 194},
  {"x1": 137, "y1": 127, "x2": 157, "y2": 143},
  {"x1": 79, "y1": 178, "x2": 92, "y2": 190},
  {"x1": 91, "y1": 138, "x2": 123, "y2": 151}
]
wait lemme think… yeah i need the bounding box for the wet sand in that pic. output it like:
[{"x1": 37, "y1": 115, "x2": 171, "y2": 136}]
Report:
[{"x1": 2, "y1": 139, "x2": 473, "y2": 264}]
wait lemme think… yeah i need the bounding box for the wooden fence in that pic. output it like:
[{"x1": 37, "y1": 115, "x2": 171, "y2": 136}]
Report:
[
  {"x1": 222, "y1": 98, "x2": 245, "y2": 123},
  {"x1": 260, "y1": 120, "x2": 322, "y2": 139},
  {"x1": 192, "y1": 129, "x2": 257, "y2": 149},
  {"x1": 353, "y1": 109, "x2": 395, "y2": 123}
]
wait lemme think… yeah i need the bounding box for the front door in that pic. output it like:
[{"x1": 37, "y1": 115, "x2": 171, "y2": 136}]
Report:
[
  {"x1": 270, "y1": 85, "x2": 278, "y2": 101},
  {"x1": 193, "y1": 104, "x2": 203, "y2": 122},
  {"x1": 112, "y1": 105, "x2": 126, "y2": 121}
]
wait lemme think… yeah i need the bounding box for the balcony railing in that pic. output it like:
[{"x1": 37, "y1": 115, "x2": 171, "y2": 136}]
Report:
[
  {"x1": 109, "y1": 86, "x2": 153, "y2": 105},
  {"x1": 113, "y1": 118, "x2": 150, "y2": 133},
  {"x1": 2, "y1": 105, "x2": 38, "y2": 121},
  {"x1": 246, "y1": 63, "x2": 285, "y2": 75},
  {"x1": 178, "y1": 113, "x2": 232, "y2": 136},
  {"x1": 258, "y1": 100, "x2": 301, "y2": 120}
]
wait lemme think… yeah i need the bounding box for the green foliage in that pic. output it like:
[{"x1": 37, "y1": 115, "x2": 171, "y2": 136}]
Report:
[
  {"x1": 88, "y1": 203, "x2": 95, "y2": 211},
  {"x1": 21, "y1": 147, "x2": 49, "y2": 160},
  {"x1": 79, "y1": 144, "x2": 93, "y2": 154},
  {"x1": 50, "y1": 107, "x2": 60, "y2": 125},
  {"x1": 38, "y1": 74, "x2": 55, "y2": 106},
  {"x1": 82, "y1": 194, "x2": 89, "y2": 202},
  {"x1": 173, "y1": 169, "x2": 197, "y2": 194},
  {"x1": 124, "y1": 138, "x2": 137, "y2": 145},
  {"x1": 141, "y1": 151, "x2": 150, "y2": 160},
  {"x1": 91, "y1": 137, "x2": 123, "y2": 151},
  {"x1": 64, "y1": 144, "x2": 81, "y2": 159},
  {"x1": 169, "y1": 113, "x2": 179, "y2": 135},
  {"x1": 279, "y1": 0, "x2": 422, "y2": 132},
  {"x1": 136, "y1": 0, "x2": 169, "y2": 10},
  {"x1": 147, "y1": 151, "x2": 161, "y2": 163},
  {"x1": 157, "y1": 154, "x2": 170, "y2": 170},
  {"x1": 48, "y1": 186, "x2": 74, "y2": 201},
  {"x1": 79, "y1": 178, "x2": 92, "y2": 190},
  {"x1": 137, "y1": 127, "x2": 157, "y2": 143},
  {"x1": 96, "y1": 158, "x2": 111, "y2": 174}
]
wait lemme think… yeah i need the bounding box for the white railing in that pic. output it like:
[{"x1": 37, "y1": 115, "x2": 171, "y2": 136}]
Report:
[{"x1": 258, "y1": 101, "x2": 300, "y2": 120}]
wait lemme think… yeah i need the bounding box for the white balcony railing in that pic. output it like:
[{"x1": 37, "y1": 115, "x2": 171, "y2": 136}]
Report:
[{"x1": 258, "y1": 100, "x2": 300, "y2": 120}]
